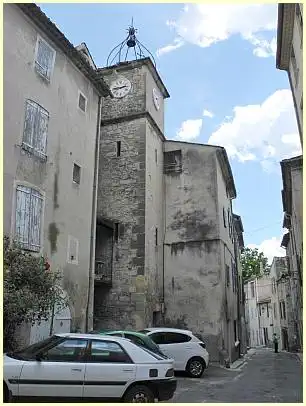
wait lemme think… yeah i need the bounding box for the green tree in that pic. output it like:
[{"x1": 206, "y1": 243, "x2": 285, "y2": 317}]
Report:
[
  {"x1": 3, "y1": 236, "x2": 67, "y2": 351},
  {"x1": 241, "y1": 247, "x2": 269, "y2": 281}
]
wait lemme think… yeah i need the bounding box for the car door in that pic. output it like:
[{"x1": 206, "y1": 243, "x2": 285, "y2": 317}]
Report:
[
  {"x1": 17, "y1": 338, "x2": 88, "y2": 400},
  {"x1": 83, "y1": 339, "x2": 136, "y2": 399}
]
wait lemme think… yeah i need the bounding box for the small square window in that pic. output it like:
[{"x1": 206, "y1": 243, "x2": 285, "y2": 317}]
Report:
[
  {"x1": 78, "y1": 92, "x2": 87, "y2": 112},
  {"x1": 73, "y1": 163, "x2": 81, "y2": 184},
  {"x1": 116, "y1": 141, "x2": 121, "y2": 157},
  {"x1": 114, "y1": 223, "x2": 119, "y2": 242}
]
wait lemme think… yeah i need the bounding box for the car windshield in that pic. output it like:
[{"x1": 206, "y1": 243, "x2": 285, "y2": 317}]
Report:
[
  {"x1": 138, "y1": 329, "x2": 151, "y2": 334},
  {"x1": 8, "y1": 335, "x2": 61, "y2": 360}
]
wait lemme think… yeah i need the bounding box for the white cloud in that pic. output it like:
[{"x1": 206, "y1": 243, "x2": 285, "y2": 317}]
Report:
[
  {"x1": 156, "y1": 38, "x2": 184, "y2": 57},
  {"x1": 163, "y1": 4, "x2": 277, "y2": 57},
  {"x1": 203, "y1": 109, "x2": 214, "y2": 118},
  {"x1": 248, "y1": 34, "x2": 277, "y2": 58},
  {"x1": 208, "y1": 89, "x2": 301, "y2": 167},
  {"x1": 248, "y1": 237, "x2": 286, "y2": 264},
  {"x1": 175, "y1": 118, "x2": 203, "y2": 141}
]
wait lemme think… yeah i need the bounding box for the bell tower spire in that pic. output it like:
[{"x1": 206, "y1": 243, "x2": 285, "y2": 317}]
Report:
[{"x1": 106, "y1": 19, "x2": 156, "y2": 67}]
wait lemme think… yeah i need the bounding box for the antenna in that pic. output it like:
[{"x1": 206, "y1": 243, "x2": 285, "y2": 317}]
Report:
[{"x1": 106, "y1": 18, "x2": 156, "y2": 67}]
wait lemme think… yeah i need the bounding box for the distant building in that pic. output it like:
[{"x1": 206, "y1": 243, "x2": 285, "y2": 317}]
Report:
[
  {"x1": 270, "y1": 257, "x2": 292, "y2": 351},
  {"x1": 244, "y1": 276, "x2": 273, "y2": 347},
  {"x1": 276, "y1": 3, "x2": 303, "y2": 146},
  {"x1": 280, "y1": 155, "x2": 302, "y2": 350}
]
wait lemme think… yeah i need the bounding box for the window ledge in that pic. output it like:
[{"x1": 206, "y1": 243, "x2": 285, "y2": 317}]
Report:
[
  {"x1": 34, "y1": 65, "x2": 51, "y2": 83},
  {"x1": 21, "y1": 143, "x2": 47, "y2": 162}
]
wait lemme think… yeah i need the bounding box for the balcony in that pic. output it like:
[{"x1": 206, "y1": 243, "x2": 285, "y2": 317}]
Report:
[{"x1": 95, "y1": 260, "x2": 112, "y2": 285}]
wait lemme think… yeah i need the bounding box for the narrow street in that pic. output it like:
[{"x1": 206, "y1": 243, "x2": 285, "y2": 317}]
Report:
[{"x1": 170, "y1": 348, "x2": 303, "y2": 403}]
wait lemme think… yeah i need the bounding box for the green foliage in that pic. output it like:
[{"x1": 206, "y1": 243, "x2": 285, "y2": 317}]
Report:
[
  {"x1": 3, "y1": 236, "x2": 67, "y2": 351},
  {"x1": 241, "y1": 247, "x2": 269, "y2": 281}
]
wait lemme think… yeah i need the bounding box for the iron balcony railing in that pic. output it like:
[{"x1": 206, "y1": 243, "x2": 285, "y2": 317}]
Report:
[{"x1": 95, "y1": 260, "x2": 112, "y2": 285}]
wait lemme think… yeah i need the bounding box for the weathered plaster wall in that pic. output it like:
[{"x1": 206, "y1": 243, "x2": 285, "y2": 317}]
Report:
[
  {"x1": 163, "y1": 142, "x2": 224, "y2": 361},
  {"x1": 4, "y1": 4, "x2": 99, "y2": 335}
]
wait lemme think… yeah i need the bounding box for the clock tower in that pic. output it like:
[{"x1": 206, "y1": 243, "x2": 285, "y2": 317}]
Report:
[{"x1": 94, "y1": 56, "x2": 170, "y2": 330}]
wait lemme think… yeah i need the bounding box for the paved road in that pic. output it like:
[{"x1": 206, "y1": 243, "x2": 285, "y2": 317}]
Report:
[{"x1": 170, "y1": 348, "x2": 302, "y2": 403}]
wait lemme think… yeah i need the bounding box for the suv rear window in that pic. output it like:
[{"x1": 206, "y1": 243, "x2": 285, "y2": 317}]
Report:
[{"x1": 150, "y1": 332, "x2": 191, "y2": 344}]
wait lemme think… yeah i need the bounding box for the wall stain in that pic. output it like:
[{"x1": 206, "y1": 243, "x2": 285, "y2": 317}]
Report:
[
  {"x1": 48, "y1": 222, "x2": 60, "y2": 254},
  {"x1": 170, "y1": 209, "x2": 214, "y2": 240},
  {"x1": 53, "y1": 172, "x2": 59, "y2": 209}
]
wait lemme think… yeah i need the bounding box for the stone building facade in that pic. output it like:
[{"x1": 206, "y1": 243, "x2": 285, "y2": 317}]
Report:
[
  {"x1": 4, "y1": 4, "x2": 245, "y2": 361},
  {"x1": 3, "y1": 3, "x2": 110, "y2": 344},
  {"x1": 93, "y1": 59, "x2": 169, "y2": 331},
  {"x1": 280, "y1": 155, "x2": 303, "y2": 351},
  {"x1": 270, "y1": 257, "x2": 292, "y2": 351},
  {"x1": 276, "y1": 3, "x2": 303, "y2": 146}
]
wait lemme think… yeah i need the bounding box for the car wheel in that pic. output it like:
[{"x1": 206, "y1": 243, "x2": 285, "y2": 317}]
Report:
[
  {"x1": 186, "y1": 357, "x2": 205, "y2": 378},
  {"x1": 123, "y1": 385, "x2": 155, "y2": 403}
]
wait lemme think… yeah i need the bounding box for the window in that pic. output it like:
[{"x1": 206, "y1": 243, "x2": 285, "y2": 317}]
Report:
[
  {"x1": 35, "y1": 36, "x2": 55, "y2": 81},
  {"x1": 41, "y1": 339, "x2": 88, "y2": 362},
  {"x1": 226, "y1": 265, "x2": 230, "y2": 287},
  {"x1": 89, "y1": 340, "x2": 132, "y2": 363},
  {"x1": 78, "y1": 92, "x2": 87, "y2": 112},
  {"x1": 300, "y1": 96, "x2": 303, "y2": 113},
  {"x1": 67, "y1": 235, "x2": 79, "y2": 264},
  {"x1": 266, "y1": 303, "x2": 269, "y2": 317},
  {"x1": 116, "y1": 141, "x2": 121, "y2": 157},
  {"x1": 155, "y1": 227, "x2": 158, "y2": 246},
  {"x1": 22, "y1": 100, "x2": 49, "y2": 158},
  {"x1": 155, "y1": 149, "x2": 157, "y2": 163},
  {"x1": 150, "y1": 332, "x2": 191, "y2": 345},
  {"x1": 164, "y1": 150, "x2": 182, "y2": 174},
  {"x1": 291, "y1": 46, "x2": 299, "y2": 86},
  {"x1": 250, "y1": 282, "x2": 255, "y2": 298},
  {"x1": 279, "y1": 302, "x2": 283, "y2": 319},
  {"x1": 281, "y1": 301, "x2": 286, "y2": 319},
  {"x1": 73, "y1": 163, "x2": 81, "y2": 184},
  {"x1": 114, "y1": 223, "x2": 119, "y2": 242},
  {"x1": 223, "y1": 208, "x2": 227, "y2": 228},
  {"x1": 15, "y1": 185, "x2": 43, "y2": 252}
]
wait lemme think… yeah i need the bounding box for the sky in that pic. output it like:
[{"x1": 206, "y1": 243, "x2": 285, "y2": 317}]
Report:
[{"x1": 38, "y1": 3, "x2": 301, "y2": 263}]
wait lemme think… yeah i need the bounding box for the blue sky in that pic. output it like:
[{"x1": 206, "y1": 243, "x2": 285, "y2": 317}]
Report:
[{"x1": 39, "y1": 3, "x2": 301, "y2": 262}]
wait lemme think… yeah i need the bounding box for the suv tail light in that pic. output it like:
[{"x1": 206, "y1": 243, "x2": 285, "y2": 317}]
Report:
[
  {"x1": 199, "y1": 343, "x2": 206, "y2": 349},
  {"x1": 165, "y1": 368, "x2": 174, "y2": 377}
]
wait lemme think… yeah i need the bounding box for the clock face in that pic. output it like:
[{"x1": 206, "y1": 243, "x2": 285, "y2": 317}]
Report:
[
  {"x1": 152, "y1": 88, "x2": 160, "y2": 110},
  {"x1": 110, "y1": 77, "x2": 132, "y2": 98}
]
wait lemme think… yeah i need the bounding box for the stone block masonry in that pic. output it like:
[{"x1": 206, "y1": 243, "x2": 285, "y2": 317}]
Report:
[{"x1": 95, "y1": 117, "x2": 147, "y2": 330}]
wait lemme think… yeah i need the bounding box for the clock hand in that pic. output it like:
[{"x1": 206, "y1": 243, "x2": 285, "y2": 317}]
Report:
[{"x1": 113, "y1": 85, "x2": 128, "y2": 90}]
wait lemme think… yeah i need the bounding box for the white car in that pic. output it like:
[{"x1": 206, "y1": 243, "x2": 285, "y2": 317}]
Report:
[
  {"x1": 140, "y1": 328, "x2": 209, "y2": 378},
  {"x1": 4, "y1": 333, "x2": 177, "y2": 403}
]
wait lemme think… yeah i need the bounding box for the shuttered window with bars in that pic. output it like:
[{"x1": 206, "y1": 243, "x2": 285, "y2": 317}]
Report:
[
  {"x1": 15, "y1": 185, "x2": 43, "y2": 252},
  {"x1": 35, "y1": 37, "x2": 55, "y2": 80},
  {"x1": 22, "y1": 100, "x2": 49, "y2": 159}
]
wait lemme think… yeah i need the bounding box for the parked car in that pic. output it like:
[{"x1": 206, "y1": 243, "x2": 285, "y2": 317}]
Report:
[
  {"x1": 140, "y1": 327, "x2": 209, "y2": 378},
  {"x1": 4, "y1": 333, "x2": 177, "y2": 402},
  {"x1": 94, "y1": 330, "x2": 167, "y2": 358}
]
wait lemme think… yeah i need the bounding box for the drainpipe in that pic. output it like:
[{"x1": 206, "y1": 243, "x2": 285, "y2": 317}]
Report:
[{"x1": 85, "y1": 95, "x2": 102, "y2": 333}]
